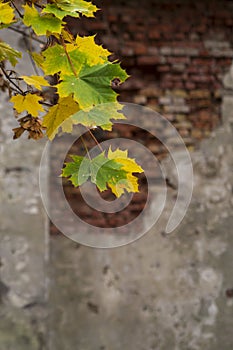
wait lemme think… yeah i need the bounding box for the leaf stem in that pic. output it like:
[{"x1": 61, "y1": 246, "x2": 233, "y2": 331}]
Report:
[
  {"x1": 59, "y1": 35, "x2": 78, "y2": 77},
  {"x1": 80, "y1": 135, "x2": 91, "y2": 161},
  {"x1": 86, "y1": 127, "x2": 104, "y2": 152}
]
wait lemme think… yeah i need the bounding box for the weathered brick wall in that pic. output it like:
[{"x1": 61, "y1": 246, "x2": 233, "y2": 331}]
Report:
[
  {"x1": 50, "y1": 0, "x2": 233, "y2": 231},
  {"x1": 70, "y1": 0, "x2": 233, "y2": 147}
]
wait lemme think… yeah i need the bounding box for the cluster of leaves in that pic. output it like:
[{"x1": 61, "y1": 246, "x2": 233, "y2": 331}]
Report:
[{"x1": 0, "y1": 0, "x2": 143, "y2": 197}]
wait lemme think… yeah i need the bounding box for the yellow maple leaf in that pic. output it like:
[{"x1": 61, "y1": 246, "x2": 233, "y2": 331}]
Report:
[
  {"x1": 0, "y1": 1, "x2": 15, "y2": 25},
  {"x1": 67, "y1": 35, "x2": 111, "y2": 66},
  {"x1": 10, "y1": 94, "x2": 44, "y2": 117},
  {"x1": 21, "y1": 75, "x2": 50, "y2": 91},
  {"x1": 42, "y1": 95, "x2": 79, "y2": 140},
  {"x1": 31, "y1": 52, "x2": 44, "y2": 68},
  {"x1": 107, "y1": 147, "x2": 144, "y2": 197}
]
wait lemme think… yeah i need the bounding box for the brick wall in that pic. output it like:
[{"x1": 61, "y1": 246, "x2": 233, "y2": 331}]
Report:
[
  {"x1": 70, "y1": 0, "x2": 233, "y2": 146},
  {"x1": 51, "y1": 0, "x2": 233, "y2": 232}
]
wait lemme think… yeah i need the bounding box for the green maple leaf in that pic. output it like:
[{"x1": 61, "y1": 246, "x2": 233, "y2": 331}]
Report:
[
  {"x1": 23, "y1": 4, "x2": 63, "y2": 36},
  {"x1": 0, "y1": 0, "x2": 15, "y2": 25},
  {"x1": 0, "y1": 42, "x2": 21, "y2": 66},
  {"x1": 42, "y1": 95, "x2": 79, "y2": 140},
  {"x1": 56, "y1": 62, "x2": 129, "y2": 109},
  {"x1": 42, "y1": 43, "x2": 86, "y2": 75},
  {"x1": 62, "y1": 155, "x2": 90, "y2": 186},
  {"x1": 55, "y1": 0, "x2": 98, "y2": 18},
  {"x1": 62, "y1": 152, "x2": 128, "y2": 194},
  {"x1": 90, "y1": 153, "x2": 127, "y2": 192},
  {"x1": 71, "y1": 102, "x2": 126, "y2": 131},
  {"x1": 42, "y1": 3, "x2": 80, "y2": 20}
]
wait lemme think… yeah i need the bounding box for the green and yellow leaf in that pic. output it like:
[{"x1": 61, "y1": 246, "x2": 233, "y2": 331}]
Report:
[
  {"x1": 56, "y1": 62, "x2": 129, "y2": 109},
  {"x1": 21, "y1": 75, "x2": 50, "y2": 91},
  {"x1": 0, "y1": 0, "x2": 15, "y2": 25},
  {"x1": 23, "y1": 4, "x2": 63, "y2": 36},
  {"x1": 42, "y1": 95, "x2": 79, "y2": 140},
  {"x1": 10, "y1": 93, "x2": 44, "y2": 117},
  {"x1": 42, "y1": 43, "x2": 86, "y2": 75},
  {"x1": 55, "y1": 0, "x2": 98, "y2": 18},
  {"x1": 71, "y1": 102, "x2": 125, "y2": 131},
  {"x1": 70, "y1": 35, "x2": 111, "y2": 66},
  {"x1": 42, "y1": 3, "x2": 80, "y2": 20},
  {"x1": 0, "y1": 41, "x2": 21, "y2": 66},
  {"x1": 62, "y1": 152, "x2": 128, "y2": 194},
  {"x1": 107, "y1": 147, "x2": 144, "y2": 196},
  {"x1": 31, "y1": 52, "x2": 45, "y2": 68},
  {"x1": 62, "y1": 155, "x2": 90, "y2": 187}
]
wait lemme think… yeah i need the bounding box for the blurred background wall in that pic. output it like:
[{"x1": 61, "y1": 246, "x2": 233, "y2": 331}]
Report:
[{"x1": 1, "y1": 1, "x2": 233, "y2": 349}]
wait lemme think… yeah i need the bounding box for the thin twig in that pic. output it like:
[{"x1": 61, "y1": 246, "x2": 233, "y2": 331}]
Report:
[
  {"x1": 86, "y1": 127, "x2": 104, "y2": 152},
  {"x1": 0, "y1": 66, "x2": 25, "y2": 95},
  {"x1": 80, "y1": 135, "x2": 91, "y2": 160},
  {"x1": 8, "y1": 26, "x2": 46, "y2": 45},
  {"x1": 10, "y1": 1, "x2": 23, "y2": 18},
  {"x1": 22, "y1": 36, "x2": 40, "y2": 75},
  {"x1": 39, "y1": 101, "x2": 53, "y2": 107}
]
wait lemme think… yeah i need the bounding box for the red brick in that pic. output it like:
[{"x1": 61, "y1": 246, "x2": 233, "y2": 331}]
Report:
[
  {"x1": 149, "y1": 30, "x2": 161, "y2": 40},
  {"x1": 134, "y1": 43, "x2": 148, "y2": 55},
  {"x1": 190, "y1": 75, "x2": 214, "y2": 83},
  {"x1": 167, "y1": 57, "x2": 190, "y2": 64},
  {"x1": 137, "y1": 56, "x2": 162, "y2": 65},
  {"x1": 157, "y1": 65, "x2": 171, "y2": 72}
]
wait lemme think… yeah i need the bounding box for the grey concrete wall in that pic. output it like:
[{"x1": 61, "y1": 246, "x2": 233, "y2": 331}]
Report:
[
  {"x1": 48, "y1": 71, "x2": 233, "y2": 350},
  {"x1": 0, "y1": 31, "x2": 48, "y2": 349}
]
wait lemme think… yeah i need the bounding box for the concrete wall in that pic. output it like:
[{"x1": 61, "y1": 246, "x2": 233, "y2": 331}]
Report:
[
  {"x1": 47, "y1": 69, "x2": 233, "y2": 350},
  {"x1": 0, "y1": 31, "x2": 48, "y2": 349}
]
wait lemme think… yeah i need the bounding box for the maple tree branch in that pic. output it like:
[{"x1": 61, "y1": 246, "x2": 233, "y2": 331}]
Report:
[
  {"x1": 8, "y1": 26, "x2": 46, "y2": 45},
  {"x1": 0, "y1": 66, "x2": 25, "y2": 95},
  {"x1": 10, "y1": 1, "x2": 23, "y2": 18},
  {"x1": 22, "y1": 36, "x2": 40, "y2": 76}
]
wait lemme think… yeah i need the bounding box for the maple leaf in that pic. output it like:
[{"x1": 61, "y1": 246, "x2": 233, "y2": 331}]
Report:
[
  {"x1": 70, "y1": 35, "x2": 111, "y2": 66},
  {"x1": 23, "y1": 4, "x2": 63, "y2": 36},
  {"x1": 0, "y1": 1, "x2": 15, "y2": 25},
  {"x1": 0, "y1": 42, "x2": 21, "y2": 66},
  {"x1": 42, "y1": 3, "x2": 80, "y2": 20},
  {"x1": 21, "y1": 75, "x2": 50, "y2": 91},
  {"x1": 107, "y1": 147, "x2": 144, "y2": 197},
  {"x1": 10, "y1": 94, "x2": 44, "y2": 117},
  {"x1": 42, "y1": 43, "x2": 86, "y2": 76},
  {"x1": 42, "y1": 95, "x2": 79, "y2": 140},
  {"x1": 90, "y1": 153, "x2": 127, "y2": 192},
  {"x1": 62, "y1": 155, "x2": 90, "y2": 186},
  {"x1": 55, "y1": 0, "x2": 98, "y2": 18},
  {"x1": 62, "y1": 152, "x2": 128, "y2": 193},
  {"x1": 31, "y1": 52, "x2": 45, "y2": 68},
  {"x1": 56, "y1": 62, "x2": 129, "y2": 109},
  {"x1": 71, "y1": 102, "x2": 126, "y2": 131}
]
